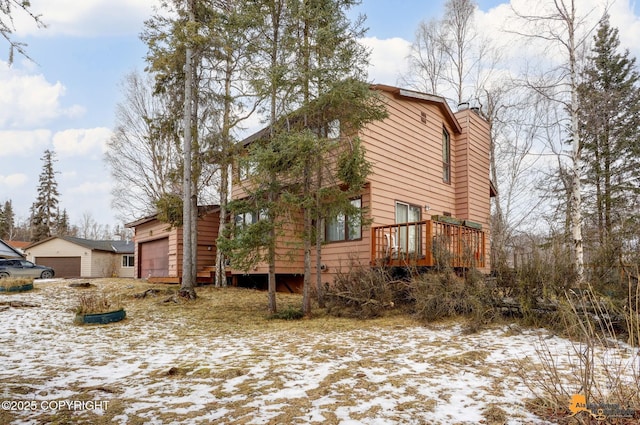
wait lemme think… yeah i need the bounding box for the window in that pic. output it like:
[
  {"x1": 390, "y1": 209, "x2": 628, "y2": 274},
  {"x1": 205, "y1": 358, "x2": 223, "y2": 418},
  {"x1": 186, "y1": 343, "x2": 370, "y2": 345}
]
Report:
[
  {"x1": 327, "y1": 119, "x2": 340, "y2": 139},
  {"x1": 122, "y1": 255, "x2": 134, "y2": 268},
  {"x1": 396, "y1": 202, "x2": 421, "y2": 254},
  {"x1": 442, "y1": 126, "x2": 451, "y2": 183},
  {"x1": 235, "y1": 211, "x2": 259, "y2": 228},
  {"x1": 325, "y1": 198, "x2": 362, "y2": 242},
  {"x1": 238, "y1": 158, "x2": 257, "y2": 181}
]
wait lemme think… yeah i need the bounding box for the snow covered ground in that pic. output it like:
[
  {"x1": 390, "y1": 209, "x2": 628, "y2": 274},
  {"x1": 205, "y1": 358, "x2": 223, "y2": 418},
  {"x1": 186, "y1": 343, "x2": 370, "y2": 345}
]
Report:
[{"x1": 0, "y1": 279, "x2": 637, "y2": 424}]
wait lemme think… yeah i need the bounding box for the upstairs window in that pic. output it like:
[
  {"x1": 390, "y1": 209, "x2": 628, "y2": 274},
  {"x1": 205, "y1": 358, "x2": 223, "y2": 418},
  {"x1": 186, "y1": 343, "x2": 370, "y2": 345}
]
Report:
[
  {"x1": 314, "y1": 119, "x2": 340, "y2": 139},
  {"x1": 327, "y1": 119, "x2": 340, "y2": 139},
  {"x1": 442, "y1": 126, "x2": 451, "y2": 183},
  {"x1": 238, "y1": 158, "x2": 257, "y2": 181}
]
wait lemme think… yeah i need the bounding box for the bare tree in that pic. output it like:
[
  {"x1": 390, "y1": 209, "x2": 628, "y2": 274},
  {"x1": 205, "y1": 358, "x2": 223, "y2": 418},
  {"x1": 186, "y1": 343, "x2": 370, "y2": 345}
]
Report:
[
  {"x1": 77, "y1": 211, "x2": 113, "y2": 240},
  {"x1": 488, "y1": 85, "x2": 550, "y2": 266},
  {"x1": 441, "y1": 0, "x2": 478, "y2": 104},
  {"x1": 105, "y1": 72, "x2": 182, "y2": 222},
  {"x1": 509, "y1": 0, "x2": 603, "y2": 286},
  {"x1": 405, "y1": 18, "x2": 447, "y2": 95}
]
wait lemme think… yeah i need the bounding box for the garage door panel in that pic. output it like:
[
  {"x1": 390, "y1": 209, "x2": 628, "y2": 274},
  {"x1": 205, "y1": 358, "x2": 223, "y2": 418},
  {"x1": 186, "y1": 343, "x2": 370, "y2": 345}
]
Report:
[
  {"x1": 35, "y1": 257, "x2": 81, "y2": 278},
  {"x1": 139, "y1": 238, "x2": 169, "y2": 278}
]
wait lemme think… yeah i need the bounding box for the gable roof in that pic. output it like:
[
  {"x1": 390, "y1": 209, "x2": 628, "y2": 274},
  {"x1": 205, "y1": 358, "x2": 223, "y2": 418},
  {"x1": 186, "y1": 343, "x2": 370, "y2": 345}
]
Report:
[
  {"x1": 239, "y1": 84, "x2": 464, "y2": 148},
  {"x1": 25, "y1": 236, "x2": 134, "y2": 254},
  {"x1": 370, "y1": 84, "x2": 463, "y2": 134},
  {"x1": 0, "y1": 239, "x2": 25, "y2": 259},
  {"x1": 125, "y1": 205, "x2": 221, "y2": 229}
]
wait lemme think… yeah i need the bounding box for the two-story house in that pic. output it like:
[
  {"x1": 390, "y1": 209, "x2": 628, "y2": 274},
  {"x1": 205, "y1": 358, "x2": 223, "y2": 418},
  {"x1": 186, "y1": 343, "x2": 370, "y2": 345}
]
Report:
[{"x1": 229, "y1": 84, "x2": 493, "y2": 290}]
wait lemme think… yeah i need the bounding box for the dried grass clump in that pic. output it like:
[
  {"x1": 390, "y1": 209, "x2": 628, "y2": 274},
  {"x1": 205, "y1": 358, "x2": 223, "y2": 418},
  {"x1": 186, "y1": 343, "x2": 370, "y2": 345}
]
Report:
[
  {"x1": 324, "y1": 266, "x2": 396, "y2": 318},
  {"x1": 75, "y1": 292, "x2": 123, "y2": 315},
  {"x1": 0, "y1": 277, "x2": 34, "y2": 288}
]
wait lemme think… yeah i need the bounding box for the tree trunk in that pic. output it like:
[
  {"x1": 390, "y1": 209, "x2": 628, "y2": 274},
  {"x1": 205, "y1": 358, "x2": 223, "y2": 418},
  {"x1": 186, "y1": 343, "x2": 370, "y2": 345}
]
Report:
[
  {"x1": 568, "y1": 0, "x2": 584, "y2": 287},
  {"x1": 180, "y1": 0, "x2": 196, "y2": 299}
]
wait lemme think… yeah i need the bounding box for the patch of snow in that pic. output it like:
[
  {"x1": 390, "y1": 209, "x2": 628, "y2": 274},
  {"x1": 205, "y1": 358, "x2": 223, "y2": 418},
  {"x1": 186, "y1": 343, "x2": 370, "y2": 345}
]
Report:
[{"x1": 1, "y1": 282, "x2": 637, "y2": 424}]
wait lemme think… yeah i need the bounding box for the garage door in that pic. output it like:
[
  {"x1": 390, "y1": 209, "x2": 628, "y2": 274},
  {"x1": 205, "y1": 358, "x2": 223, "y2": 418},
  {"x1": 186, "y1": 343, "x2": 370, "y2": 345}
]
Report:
[
  {"x1": 35, "y1": 256, "x2": 81, "y2": 278},
  {"x1": 139, "y1": 238, "x2": 169, "y2": 278}
]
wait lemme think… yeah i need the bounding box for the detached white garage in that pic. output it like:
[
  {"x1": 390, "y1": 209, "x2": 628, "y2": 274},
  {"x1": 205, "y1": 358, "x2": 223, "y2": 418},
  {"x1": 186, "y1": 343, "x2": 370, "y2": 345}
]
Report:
[{"x1": 24, "y1": 236, "x2": 135, "y2": 278}]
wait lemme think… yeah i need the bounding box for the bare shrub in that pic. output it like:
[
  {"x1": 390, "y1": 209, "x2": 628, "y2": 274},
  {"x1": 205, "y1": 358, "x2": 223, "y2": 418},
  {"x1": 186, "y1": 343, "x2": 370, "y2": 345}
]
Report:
[
  {"x1": 515, "y1": 280, "x2": 640, "y2": 421},
  {"x1": 324, "y1": 266, "x2": 397, "y2": 318},
  {"x1": 412, "y1": 271, "x2": 497, "y2": 331}
]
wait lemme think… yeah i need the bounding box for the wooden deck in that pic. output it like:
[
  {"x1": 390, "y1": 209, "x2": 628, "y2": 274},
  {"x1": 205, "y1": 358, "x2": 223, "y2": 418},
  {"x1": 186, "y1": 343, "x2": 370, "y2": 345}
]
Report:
[{"x1": 371, "y1": 219, "x2": 485, "y2": 268}]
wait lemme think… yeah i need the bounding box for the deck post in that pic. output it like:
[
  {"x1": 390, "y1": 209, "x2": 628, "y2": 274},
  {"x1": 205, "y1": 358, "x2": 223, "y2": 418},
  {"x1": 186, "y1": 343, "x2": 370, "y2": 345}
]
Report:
[
  {"x1": 425, "y1": 220, "x2": 433, "y2": 266},
  {"x1": 370, "y1": 227, "x2": 377, "y2": 265}
]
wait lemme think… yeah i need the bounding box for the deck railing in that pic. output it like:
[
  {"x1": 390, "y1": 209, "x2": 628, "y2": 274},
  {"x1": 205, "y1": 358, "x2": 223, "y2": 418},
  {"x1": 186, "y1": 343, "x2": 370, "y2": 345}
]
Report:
[{"x1": 371, "y1": 219, "x2": 485, "y2": 268}]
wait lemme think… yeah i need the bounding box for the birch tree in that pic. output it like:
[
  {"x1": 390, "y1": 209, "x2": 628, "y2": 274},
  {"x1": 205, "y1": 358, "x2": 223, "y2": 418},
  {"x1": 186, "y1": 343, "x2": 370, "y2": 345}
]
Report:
[{"x1": 510, "y1": 0, "x2": 598, "y2": 286}]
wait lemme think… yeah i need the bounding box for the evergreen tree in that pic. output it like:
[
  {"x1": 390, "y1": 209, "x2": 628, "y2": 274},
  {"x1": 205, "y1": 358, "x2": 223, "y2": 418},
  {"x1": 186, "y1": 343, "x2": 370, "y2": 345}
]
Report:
[
  {"x1": 0, "y1": 201, "x2": 7, "y2": 239},
  {"x1": 30, "y1": 149, "x2": 60, "y2": 242},
  {"x1": 55, "y1": 208, "x2": 70, "y2": 236},
  {"x1": 0, "y1": 200, "x2": 12, "y2": 239},
  {"x1": 578, "y1": 15, "x2": 640, "y2": 275},
  {"x1": 224, "y1": 0, "x2": 387, "y2": 316}
]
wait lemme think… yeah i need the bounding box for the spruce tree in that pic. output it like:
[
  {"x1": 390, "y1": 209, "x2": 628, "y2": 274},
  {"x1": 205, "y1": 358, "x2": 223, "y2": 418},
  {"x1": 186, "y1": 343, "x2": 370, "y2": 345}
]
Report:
[
  {"x1": 0, "y1": 200, "x2": 15, "y2": 240},
  {"x1": 578, "y1": 15, "x2": 640, "y2": 273},
  {"x1": 30, "y1": 149, "x2": 60, "y2": 242},
  {"x1": 225, "y1": 0, "x2": 387, "y2": 316},
  {"x1": 55, "y1": 208, "x2": 70, "y2": 236}
]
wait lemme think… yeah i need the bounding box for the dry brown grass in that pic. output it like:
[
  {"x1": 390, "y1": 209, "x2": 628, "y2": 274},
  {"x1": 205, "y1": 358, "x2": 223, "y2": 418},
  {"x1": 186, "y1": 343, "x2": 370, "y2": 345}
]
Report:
[
  {"x1": 4, "y1": 277, "x2": 628, "y2": 425},
  {"x1": 0, "y1": 277, "x2": 34, "y2": 289}
]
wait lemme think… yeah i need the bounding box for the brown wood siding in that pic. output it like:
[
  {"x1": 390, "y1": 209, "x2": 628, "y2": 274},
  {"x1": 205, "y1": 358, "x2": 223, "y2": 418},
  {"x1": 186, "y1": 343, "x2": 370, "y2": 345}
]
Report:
[
  {"x1": 230, "y1": 87, "x2": 493, "y2": 279},
  {"x1": 35, "y1": 256, "x2": 81, "y2": 278},
  {"x1": 454, "y1": 109, "x2": 491, "y2": 271},
  {"x1": 195, "y1": 211, "x2": 220, "y2": 269},
  {"x1": 135, "y1": 211, "x2": 221, "y2": 279},
  {"x1": 228, "y1": 213, "x2": 306, "y2": 275},
  {"x1": 366, "y1": 91, "x2": 458, "y2": 228},
  {"x1": 315, "y1": 188, "x2": 372, "y2": 279}
]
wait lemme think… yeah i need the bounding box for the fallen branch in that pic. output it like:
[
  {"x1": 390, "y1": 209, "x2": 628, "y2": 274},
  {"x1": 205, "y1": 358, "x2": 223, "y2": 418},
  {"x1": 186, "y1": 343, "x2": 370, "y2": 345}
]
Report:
[{"x1": 0, "y1": 301, "x2": 41, "y2": 308}]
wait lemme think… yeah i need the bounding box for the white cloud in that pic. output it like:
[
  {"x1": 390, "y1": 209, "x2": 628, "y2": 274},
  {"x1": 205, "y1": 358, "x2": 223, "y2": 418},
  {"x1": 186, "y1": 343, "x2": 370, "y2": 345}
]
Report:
[
  {"x1": 479, "y1": 0, "x2": 640, "y2": 68},
  {"x1": 14, "y1": 0, "x2": 162, "y2": 37},
  {"x1": 0, "y1": 173, "x2": 29, "y2": 188},
  {"x1": 52, "y1": 127, "x2": 112, "y2": 158},
  {"x1": 0, "y1": 129, "x2": 51, "y2": 157},
  {"x1": 360, "y1": 37, "x2": 412, "y2": 85},
  {"x1": 0, "y1": 63, "x2": 84, "y2": 129},
  {"x1": 68, "y1": 181, "x2": 111, "y2": 195}
]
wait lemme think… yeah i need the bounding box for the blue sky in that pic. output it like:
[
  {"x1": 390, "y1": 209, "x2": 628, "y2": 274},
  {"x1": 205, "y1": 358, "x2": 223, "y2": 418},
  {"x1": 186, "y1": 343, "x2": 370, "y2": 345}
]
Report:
[{"x1": 0, "y1": 0, "x2": 639, "y2": 236}]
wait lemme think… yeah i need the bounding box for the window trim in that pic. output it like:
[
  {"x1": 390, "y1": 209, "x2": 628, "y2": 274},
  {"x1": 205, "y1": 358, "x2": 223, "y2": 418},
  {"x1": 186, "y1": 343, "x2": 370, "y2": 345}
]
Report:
[
  {"x1": 122, "y1": 254, "x2": 134, "y2": 268},
  {"x1": 324, "y1": 197, "x2": 363, "y2": 243},
  {"x1": 442, "y1": 126, "x2": 451, "y2": 184}
]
